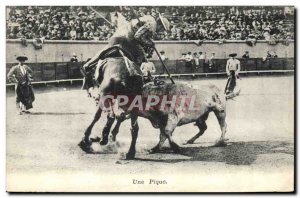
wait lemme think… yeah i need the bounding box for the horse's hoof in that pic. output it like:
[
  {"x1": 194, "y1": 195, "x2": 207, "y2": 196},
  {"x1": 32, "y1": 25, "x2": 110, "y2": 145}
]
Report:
[
  {"x1": 214, "y1": 140, "x2": 227, "y2": 147},
  {"x1": 78, "y1": 140, "x2": 93, "y2": 153},
  {"x1": 99, "y1": 138, "x2": 108, "y2": 145},
  {"x1": 170, "y1": 143, "x2": 181, "y2": 153},
  {"x1": 172, "y1": 147, "x2": 181, "y2": 154},
  {"x1": 109, "y1": 135, "x2": 116, "y2": 142},
  {"x1": 78, "y1": 139, "x2": 91, "y2": 147},
  {"x1": 148, "y1": 146, "x2": 160, "y2": 154},
  {"x1": 90, "y1": 136, "x2": 101, "y2": 142},
  {"x1": 125, "y1": 153, "x2": 135, "y2": 160},
  {"x1": 148, "y1": 149, "x2": 157, "y2": 154},
  {"x1": 185, "y1": 140, "x2": 194, "y2": 144}
]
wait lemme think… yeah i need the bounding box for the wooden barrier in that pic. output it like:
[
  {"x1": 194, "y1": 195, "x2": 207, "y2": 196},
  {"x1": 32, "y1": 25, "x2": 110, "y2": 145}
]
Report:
[
  {"x1": 6, "y1": 58, "x2": 294, "y2": 84},
  {"x1": 5, "y1": 70, "x2": 294, "y2": 87}
]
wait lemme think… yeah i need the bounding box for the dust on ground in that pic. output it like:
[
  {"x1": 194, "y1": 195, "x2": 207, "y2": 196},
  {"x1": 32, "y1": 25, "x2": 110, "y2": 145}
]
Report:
[{"x1": 6, "y1": 75, "x2": 294, "y2": 192}]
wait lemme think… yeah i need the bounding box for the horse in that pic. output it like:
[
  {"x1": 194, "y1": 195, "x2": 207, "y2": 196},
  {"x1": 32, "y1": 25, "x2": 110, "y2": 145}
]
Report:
[
  {"x1": 79, "y1": 15, "x2": 172, "y2": 158},
  {"x1": 79, "y1": 14, "x2": 167, "y2": 158},
  {"x1": 78, "y1": 56, "x2": 143, "y2": 158}
]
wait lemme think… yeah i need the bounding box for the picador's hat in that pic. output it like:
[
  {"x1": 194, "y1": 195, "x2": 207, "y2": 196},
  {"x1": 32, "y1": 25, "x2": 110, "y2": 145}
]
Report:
[
  {"x1": 16, "y1": 55, "x2": 28, "y2": 61},
  {"x1": 229, "y1": 53, "x2": 237, "y2": 57}
]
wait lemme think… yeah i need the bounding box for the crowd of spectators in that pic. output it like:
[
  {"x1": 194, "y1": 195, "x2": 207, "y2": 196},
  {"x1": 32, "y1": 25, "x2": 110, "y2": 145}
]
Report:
[
  {"x1": 6, "y1": 6, "x2": 116, "y2": 41},
  {"x1": 6, "y1": 6, "x2": 294, "y2": 41}
]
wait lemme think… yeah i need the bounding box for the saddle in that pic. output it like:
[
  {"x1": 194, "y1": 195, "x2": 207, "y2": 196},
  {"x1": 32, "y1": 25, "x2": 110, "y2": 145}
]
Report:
[{"x1": 98, "y1": 45, "x2": 135, "y2": 62}]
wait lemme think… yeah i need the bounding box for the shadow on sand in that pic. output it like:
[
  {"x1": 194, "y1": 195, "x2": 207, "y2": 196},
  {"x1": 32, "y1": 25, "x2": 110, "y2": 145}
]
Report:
[
  {"x1": 30, "y1": 112, "x2": 86, "y2": 115},
  {"x1": 135, "y1": 141, "x2": 294, "y2": 165}
]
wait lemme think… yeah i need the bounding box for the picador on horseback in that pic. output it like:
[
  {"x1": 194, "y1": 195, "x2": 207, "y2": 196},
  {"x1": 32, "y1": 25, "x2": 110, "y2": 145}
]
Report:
[
  {"x1": 78, "y1": 9, "x2": 172, "y2": 153},
  {"x1": 81, "y1": 11, "x2": 164, "y2": 96}
]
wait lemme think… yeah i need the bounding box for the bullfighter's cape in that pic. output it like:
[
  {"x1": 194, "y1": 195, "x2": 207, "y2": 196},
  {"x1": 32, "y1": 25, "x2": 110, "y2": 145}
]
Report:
[
  {"x1": 7, "y1": 65, "x2": 35, "y2": 109},
  {"x1": 16, "y1": 83, "x2": 35, "y2": 110}
]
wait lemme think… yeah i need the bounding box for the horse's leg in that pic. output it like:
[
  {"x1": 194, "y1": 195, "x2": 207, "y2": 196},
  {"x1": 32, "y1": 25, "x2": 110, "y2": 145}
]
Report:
[
  {"x1": 110, "y1": 118, "x2": 123, "y2": 142},
  {"x1": 126, "y1": 114, "x2": 139, "y2": 160},
  {"x1": 186, "y1": 113, "x2": 209, "y2": 144},
  {"x1": 214, "y1": 110, "x2": 228, "y2": 147},
  {"x1": 78, "y1": 107, "x2": 102, "y2": 153},
  {"x1": 99, "y1": 115, "x2": 115, "y2": 145},
  {"x1": 149, "y1": 128, "x2": 168, "y2": 153}
]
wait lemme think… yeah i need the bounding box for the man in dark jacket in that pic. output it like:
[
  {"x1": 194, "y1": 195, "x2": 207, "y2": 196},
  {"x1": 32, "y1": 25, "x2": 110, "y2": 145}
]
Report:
[
  {"x1": 7, "y1": 55, "x2": 35, "y2": 114},
  {"x1": 70, "y1": 53, "x2": 78, "y2": 62}
]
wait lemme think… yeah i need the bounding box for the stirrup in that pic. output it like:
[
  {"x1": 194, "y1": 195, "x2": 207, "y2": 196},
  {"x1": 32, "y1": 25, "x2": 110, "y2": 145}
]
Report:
[{"x1": 153, "y1": 77, "x2": 165, "y2": 86}]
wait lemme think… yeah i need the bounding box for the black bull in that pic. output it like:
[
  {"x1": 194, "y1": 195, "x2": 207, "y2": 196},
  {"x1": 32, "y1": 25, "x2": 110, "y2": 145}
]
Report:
[{"x1": 79, "y1": 57, "x2": 228, "y2": 159}]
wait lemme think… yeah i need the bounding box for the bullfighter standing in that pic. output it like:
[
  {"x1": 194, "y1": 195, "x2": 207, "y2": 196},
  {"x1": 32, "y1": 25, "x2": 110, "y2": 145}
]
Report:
[
  {"x1": 7, "y1": 55, "x2": 35, "y2": 115},
  {"x1": 225, "y1": 53, "x2": 240, "y2": 95}
]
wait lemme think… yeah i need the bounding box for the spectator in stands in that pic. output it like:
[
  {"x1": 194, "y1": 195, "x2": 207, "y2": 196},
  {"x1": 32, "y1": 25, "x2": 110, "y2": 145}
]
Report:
[
  {"x1": 185, "y1": 52, "x2": 193, "y2": 65},
  {"x1": 180, "y1": 53, "x2": 186, "y2": 60},
  {"x1": 203, "y1": 52, "x2": 210, "y2": 72},
  {"x1": 193, "y1": 52, "x2": 199, "y2": 67},
  {"x1": 266, "y1": 51, "x2": 272, "y2": 58},
  {"x1": 70, "y1": 27, "x2": 77, "y2": 40},
  {"x1": 70, "y1": 53, "x2": 78, "y2": 62},
  {"x1": 208, "y1": 53, "x2": 215, "y2": 71},
  {"x1": 198, "y1": 51, "x2": 205, "y2": 69},
  {"x1": 199, "y1": 52, "x2": 205, "y2": 60},
  {"x1": 160, "y1": 50, "x2": 168, "y2": 61},
  {"x1": 82, "y1": 32, "x2": 89, "y2": 40},
  {"x1": 263, "y1": 27, "x2": 271, "y2": 40},
  {"x1": 6, "y1": 6, "x2": 295, "y2": 41},
  {"x1": 242, "y1": 51, "x2": 250, "y2": 59},
  {"x1": 185, "y1": 52, "x2": 194, "y2": 72}
]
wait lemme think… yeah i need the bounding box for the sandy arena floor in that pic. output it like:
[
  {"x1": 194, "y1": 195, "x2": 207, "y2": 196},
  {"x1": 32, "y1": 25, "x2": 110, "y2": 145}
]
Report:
[{"x1": 6, "y1": 75, "x2": 294, "y2": 192}]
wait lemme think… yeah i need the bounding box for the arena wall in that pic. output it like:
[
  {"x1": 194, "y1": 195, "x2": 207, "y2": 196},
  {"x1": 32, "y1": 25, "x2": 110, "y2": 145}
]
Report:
[
  {"x1": 6, "y1": 39, "x2": 294, "y2": 63},
  {"x1": 6, "y1": 58, "x2": 294, "y2": 84}
]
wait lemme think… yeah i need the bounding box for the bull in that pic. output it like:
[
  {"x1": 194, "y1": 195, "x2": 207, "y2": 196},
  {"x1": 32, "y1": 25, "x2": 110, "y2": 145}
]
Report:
[{"x1": 85, "y1": 82, "x2": 230, "y2": 159}]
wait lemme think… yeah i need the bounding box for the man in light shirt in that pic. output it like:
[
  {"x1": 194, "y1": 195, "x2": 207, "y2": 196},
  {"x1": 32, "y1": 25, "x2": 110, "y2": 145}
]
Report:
[
  {"x1": 199, "y1": 52, "x2": 205, "y2": 60},
  {"x1": 180, "y1": 53, "x2": 186, "y2": 60},
  {"x1": 185, "y1": 52, "x2": 193, "y2": 62},
  {"x1": 185, "y1": 52, "x2": 194, "y2": 72},
  {"x1": 225, "y1": 53, "x2": 240, "y2": 95},
  {"x1": 208, "y1": 53, "x2": 215, "y2": 71},
  {"x1": 193, "y1": 52, "x2": 199, "y2": 67},
  {"x1": 198, "y1": 51, "x2": 205, "y2": 69},
  {"x1": 160, "y1": 50, "x2": 168, "y2": 61},
  {"x1": 140, "y1": 61, "x2": 156, "y2": 83}
]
